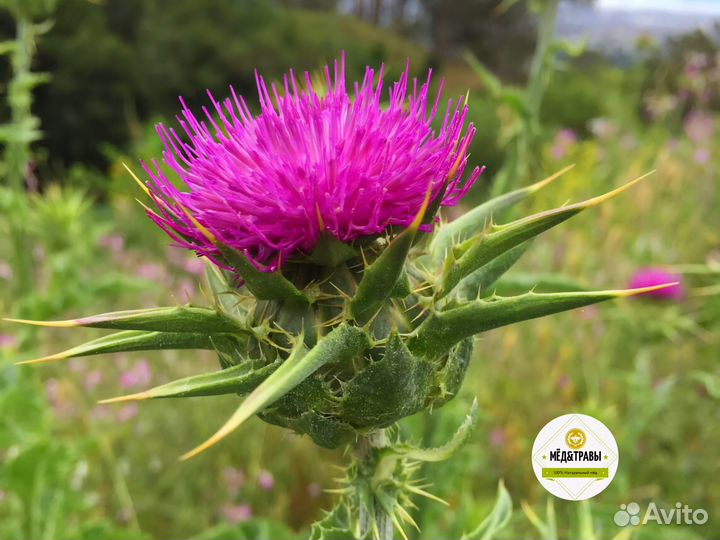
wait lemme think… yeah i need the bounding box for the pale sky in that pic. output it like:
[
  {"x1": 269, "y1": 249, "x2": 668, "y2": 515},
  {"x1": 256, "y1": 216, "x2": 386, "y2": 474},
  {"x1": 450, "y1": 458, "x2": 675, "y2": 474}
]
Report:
[{"x1": 597, "y1": 0, "x2": 720, "y2": 13}]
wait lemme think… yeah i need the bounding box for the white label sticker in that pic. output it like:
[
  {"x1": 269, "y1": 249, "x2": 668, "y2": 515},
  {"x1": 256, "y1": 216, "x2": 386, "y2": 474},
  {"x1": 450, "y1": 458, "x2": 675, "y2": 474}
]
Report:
[{"x1": 532, "y1": 413, "x2": 619, "y2": 500}]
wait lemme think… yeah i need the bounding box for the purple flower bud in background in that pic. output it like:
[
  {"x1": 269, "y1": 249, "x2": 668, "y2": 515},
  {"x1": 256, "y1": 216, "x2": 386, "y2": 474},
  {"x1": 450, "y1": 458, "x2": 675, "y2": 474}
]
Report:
[
  {"x1": 551, "y1": 128, "x2": 577, "y2": 160},
  {"x1": 684, "y1": 111, "x2": 715, "y2": 144},
  {"x1": 222, "y1": 467, "x2": 246, "y2": 496},
  {"x1": 116, "y1": 403, "x2": 139, "y2": 423},
  {"x1": 257, "y1": 469, "x2": 274, "y2": 491},
  {"x1": 628, "y1": 268, "x2": 685, "y2": 301},
  {"x1": 136, "y1": 263, "x2": 166, "y2": 281},
  {"x1": 97, "y1": 233, "x2": 125, "y2": 254},
  {"x1": 693, "y1": 147, "x2": 710, "y2": 165},
  {"x1": 0, "y1": 260, "x2": 13, "y2": 280},
  {"x1": 489, "y1": 427, "x2": 506, "y2": 448},
  {"x1": 119, "y1": 359, "x2": 153, "y2": 389},
  {"x1": 221, "y1": 504, "x2": 252, "y2": 524},
  {"x1": 84, "y1": 370, "x2": 103, "y2": 391},
  {"x1": 0, "y1": 334, "x2": 18, "y2": 349}
]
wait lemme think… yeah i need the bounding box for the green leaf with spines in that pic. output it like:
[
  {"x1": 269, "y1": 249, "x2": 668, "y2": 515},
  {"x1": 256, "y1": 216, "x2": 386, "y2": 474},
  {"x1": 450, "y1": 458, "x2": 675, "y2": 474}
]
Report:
[
  {"x1": 437, "y1": 173, "x2": 652, "y2": 298},
  {"x1": 491, "y1": 272, "x2": 588, "y2": 296},
  {"x1": 181, "y1": 323, "x2": 371, "y2": 459},
  {"x1": 16, "y1": 330, "x2": 230, "y2": 365},
  {"x1": 217, "y1": 245, "x2": 309, "y2": 304},
  {"x1": 309, "y1": 498, "x2": 355, "y2": 540},
  {"x1": 5, "y1": 305, "x2": 249, "y2": 334},
  {"x1": 342, "y1": 332, "x2": 434, "y2": 428},
  {"x1": 379, "y1": 398, "x2": 478, "y2": 463},
  {"x1": 455, "y1": 241, "x2": 532, "y2": 301},
  {"x1": 172, "y1": 204, "x2": 310, "y2": 305},
  {"x1": 349, "y1": 191, "x2": 431, "y2": 324},
  {"x1": 205, "y1": 263, "x2": 247, "y2": 317},
  {"x1": 429, "y1": 165, "x2": 572, "y2": 260},
  {"x1": 100, "y1": 360, "x2": 280, "y2": 403},
  {"x1": 409, "y1": 286, "x2": 671, "y2": 358},
  {"x1": 304, "y1": 232, "x2": 359, "y2": 267}
]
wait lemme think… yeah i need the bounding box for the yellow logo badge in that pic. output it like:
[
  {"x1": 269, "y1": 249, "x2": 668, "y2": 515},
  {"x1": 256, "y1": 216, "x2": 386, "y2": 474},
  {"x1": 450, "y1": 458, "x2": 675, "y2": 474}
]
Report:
[{"x1": 565, "y1": 428, "x2": 586, "y2": 449}]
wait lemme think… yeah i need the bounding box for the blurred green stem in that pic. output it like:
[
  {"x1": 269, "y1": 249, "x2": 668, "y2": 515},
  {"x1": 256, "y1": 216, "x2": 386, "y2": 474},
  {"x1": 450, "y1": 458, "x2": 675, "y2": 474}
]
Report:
[
  {"x1": 527, "y1": 0, "x2": 559, "y2": 125},
  {"x1": 6, "y1": 18, "x2": 34, "y2": 190},
  {"x1": 1, "y1": 14, "x2": 50, "y2": 191},
  {"x1": 492, "y1": 0, "x2": 559, "y2": 197}
]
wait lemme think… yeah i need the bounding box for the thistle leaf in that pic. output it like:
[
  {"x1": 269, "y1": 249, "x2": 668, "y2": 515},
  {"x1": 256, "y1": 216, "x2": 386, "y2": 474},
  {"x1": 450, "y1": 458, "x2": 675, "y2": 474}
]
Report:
[
  {"x1": 178, "y1": 203, "x2": 309, "y2": 304},
  {"x1": 455, "y1": 241, "x2": 532, "y2": 301},
  {"x1": 381, "y1": 398, "x2": 478, "y2": 463},
  {"x1": 100, "y1": 360, "x2": 280, "y2": 403},
  {"x1": 342, "y1": 332, "x2": 434, "y2": 428},
  {"x1": 205, "y1": 263, "x2": 246, "y2": 317},
  {"x1": 491, "y1": 272, "x2": 588, "y2": 296},
  {"x1": 349, "y1": 188, "x2": 431, "y2": 323},
  {"x1": 180, "y1": 323, "x2": 370, "y2": 459},
  {"x1": 5, "y1": 305, "x2": 248, "y2": 334},
  {"x1": 16, "y1": 330, "x2": 223, "y2": 365},
  {"x1": 461, "y1": 480, "x2": 512, "y2": 540},
  {"x1": 409, "y1": 284, "x2": 677, "y2": 357},
  {"x1": 437, "y1": 171, "x2": 652, "y2": 297},
  {"x1": 309, "y1": 498, "x2": 354, "y2": 540},
  {"x1": 305, "y1": 232, "x2": 359, "y2": 267},
  {"x1": 429, "y1": 165, "x2": 572, "y2": 260},
  {"x1": 218, "y1": 244, "x2": 309, "y2": 305}
]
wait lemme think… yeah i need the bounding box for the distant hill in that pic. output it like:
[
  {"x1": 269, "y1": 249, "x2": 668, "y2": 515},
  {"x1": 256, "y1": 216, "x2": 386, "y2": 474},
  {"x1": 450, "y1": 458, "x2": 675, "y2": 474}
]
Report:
[{"x1": 557, "y1": 2, "x2": 719, "y2": 51}]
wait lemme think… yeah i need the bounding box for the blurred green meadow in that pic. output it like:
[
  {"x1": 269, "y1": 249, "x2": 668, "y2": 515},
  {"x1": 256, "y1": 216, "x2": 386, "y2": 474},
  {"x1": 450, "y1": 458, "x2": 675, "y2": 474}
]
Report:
[{"x1": 0, "y1": 1, "x2": 719, "y2": 539}]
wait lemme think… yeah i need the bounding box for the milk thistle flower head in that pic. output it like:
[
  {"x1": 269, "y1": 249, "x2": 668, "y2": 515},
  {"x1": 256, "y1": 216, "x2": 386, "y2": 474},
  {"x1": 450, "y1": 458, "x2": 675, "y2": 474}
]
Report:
[
  {"x1": 8, "y1": 56, "x2": 677, "y2": 539},
  {"x1": 143, "y1": 54, "x2": 480, "y2": 270}
]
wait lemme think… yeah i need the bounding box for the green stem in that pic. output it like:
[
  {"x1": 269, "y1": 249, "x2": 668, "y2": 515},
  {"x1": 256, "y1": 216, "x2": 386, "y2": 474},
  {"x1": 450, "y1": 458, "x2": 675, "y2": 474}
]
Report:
[{"x1": 355, "y1": 430, "x2": 394, "y2": 540}]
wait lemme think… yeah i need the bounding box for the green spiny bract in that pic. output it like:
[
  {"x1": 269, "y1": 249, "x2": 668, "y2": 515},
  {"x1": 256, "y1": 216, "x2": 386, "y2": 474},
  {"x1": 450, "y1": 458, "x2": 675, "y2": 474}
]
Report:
[{"x1": 10, "y1": 169, "x2": 672, "y2": 458}]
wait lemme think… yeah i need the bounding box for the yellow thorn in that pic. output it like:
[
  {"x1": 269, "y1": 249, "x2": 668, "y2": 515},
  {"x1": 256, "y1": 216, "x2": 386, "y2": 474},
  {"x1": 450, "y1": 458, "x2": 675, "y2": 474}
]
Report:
[
  {"x1": 615, "y1": 282, "x2": 680, "y2": 298},
  {"x1": 315, "y1": 203, "x2": 325, "y2": 231},
  {"x1": 527, "y1": 164, "x2": 575, "y2": 193},
  {"x1": 405, "y1": 485, "x2": 449, "y2": 506},
  {"x1": 98, "y1": 391, "x2": 150, "y2": 404},
  {"x1": 179, "y1": 402, "x2": 248, "y2": 460},
  {"x1": 446, "y1": 134, "x2": 473, "y2": 182},
  {"x1": 179, "y1": 204, "x2": 217, "y2": 244},
  {"x1": 16, "y1": 352, "x2": 68, "y2": 365},
  {"x1": 390, "y1": 512, "x2": 409, "y2": 540},
  {"x1": 395, "y1": 504, "x2": 420, "y2": 531},
  {"x1": 122, "y1": 162, "x2": 150, "y2": 196},
  {"x1": 135, "y1": 198, "x2": 162, "y2": 219},
  {"x1": 3, "y1": 317, "x2": 78, "y2": 328},
  {"x1": 582, "y1": 170, "x2": 655, "y2": 209},
  {"x1": 409, "y1": 183, "x2": 434, "y2": 232}
]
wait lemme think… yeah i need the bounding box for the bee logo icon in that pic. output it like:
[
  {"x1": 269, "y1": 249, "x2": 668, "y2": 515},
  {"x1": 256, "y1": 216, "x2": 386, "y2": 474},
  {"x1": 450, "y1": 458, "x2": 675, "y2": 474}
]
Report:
[{"x1": 565, "y1": 428, "x2": 586, "y2": 449}]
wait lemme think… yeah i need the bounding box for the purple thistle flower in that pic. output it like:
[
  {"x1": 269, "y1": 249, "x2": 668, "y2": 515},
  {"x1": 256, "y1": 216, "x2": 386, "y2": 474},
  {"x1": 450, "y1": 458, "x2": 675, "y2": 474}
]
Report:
[
  {"x1": 143, "y1": 54, "x2": 481, "y2": 270},
  {"x1": 628, "y1": 268, "x2": 685, "y2": 301}
]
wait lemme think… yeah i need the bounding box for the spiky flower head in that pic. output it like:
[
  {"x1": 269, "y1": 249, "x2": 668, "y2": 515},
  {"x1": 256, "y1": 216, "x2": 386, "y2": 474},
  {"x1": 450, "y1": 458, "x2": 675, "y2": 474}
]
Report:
[{"x1": 143, "y1": 54, "x2": 480, "y2": 270}]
